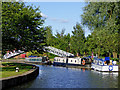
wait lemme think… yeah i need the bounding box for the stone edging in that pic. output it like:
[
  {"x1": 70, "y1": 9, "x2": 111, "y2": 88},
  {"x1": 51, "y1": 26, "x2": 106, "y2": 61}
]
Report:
[{"x1": 0, "y1": 63, "x2": 39, "y2": 89}]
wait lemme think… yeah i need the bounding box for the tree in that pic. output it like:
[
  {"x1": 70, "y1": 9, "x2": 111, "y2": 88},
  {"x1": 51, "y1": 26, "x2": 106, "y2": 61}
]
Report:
[
  {"x1": 45, "y1": 26, "x2": 54, "y2": 46},
  {"x1": 81, "y1": 2, "x2": 120, "y2": 58},
  {"x1": 55, "y1": 29, "x2": 67, "y2": 51},
  {"x1": 2, "y1": 2, "x2": 46, "y2": 54},
  {"x1": 70, "y1": 23, "x2": 86, "y2": 56}
]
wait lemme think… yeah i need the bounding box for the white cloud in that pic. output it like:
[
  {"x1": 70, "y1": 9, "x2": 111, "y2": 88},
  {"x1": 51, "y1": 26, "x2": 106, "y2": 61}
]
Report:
[
  {"x1": 40, "y1": 13, "x2": 48, "y2": 18},
  {"x1": 49, "y1": 18, "x2": 69, "y2": 23},
  {"x1": 60, "y1": 19, "x2": 69, "y2": 23},
  {"x1": 49, "y1": 18, "x2": 58, "y2": 21},
  {"x1": 40, "y1": 13, "x2": 69, "y2": 23}
]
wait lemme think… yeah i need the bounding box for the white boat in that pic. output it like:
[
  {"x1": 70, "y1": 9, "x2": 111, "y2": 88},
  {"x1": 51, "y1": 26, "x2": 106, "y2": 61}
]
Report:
[
  {"x1": 53, "y1": 57, "x2": 89, "y2": 66},
  {"x1": 67, "y1": 57, "x2": 82, "y2": 66},
  {"x1": 53, "y1": 57, "x2": 67, "y2": 66},
  {"x1": 91, "y1": 57, "x2": 118, "y2": 72}
]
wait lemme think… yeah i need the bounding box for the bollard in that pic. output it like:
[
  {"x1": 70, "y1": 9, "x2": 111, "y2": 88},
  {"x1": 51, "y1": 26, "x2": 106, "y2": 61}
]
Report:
[{"x1": 16, "y1": 67, "x2": 19, "y2": 72}]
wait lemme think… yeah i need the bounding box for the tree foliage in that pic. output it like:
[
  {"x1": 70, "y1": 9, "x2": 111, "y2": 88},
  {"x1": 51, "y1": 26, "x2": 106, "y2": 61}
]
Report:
[
  {"x1": 81, "y1": 2, "x2": 120, "y2": 58},
  {"x1": 2, "y1": 2, "x2": 46, "y2": 54},
  {"x1": 70, "y1": 23, "x2": 86, "y2": 55}
]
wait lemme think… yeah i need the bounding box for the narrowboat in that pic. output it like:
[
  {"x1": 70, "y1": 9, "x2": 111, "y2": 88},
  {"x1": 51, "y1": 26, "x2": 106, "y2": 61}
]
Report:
[
  {"x1": 25, "y1": 56, "x2": 52, "y2": 64},
  {"x1": 53, "y1": 57, "x2": 67, "y2": 66},
  {"x1": 53, "y1": 57, "x2": 89, "y2": 66},
  {"x1": 91, "y1": 57, "x2": 118, "y2": 72},
  {"x1": 25, "y1": 57, "x2": 42, "y2": 62}
]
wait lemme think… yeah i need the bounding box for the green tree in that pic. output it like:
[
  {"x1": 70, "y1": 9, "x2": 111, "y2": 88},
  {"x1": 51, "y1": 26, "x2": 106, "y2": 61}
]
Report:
[
  {"x1": 70, "y1": 23, "x2": 86, "y2": 56},
  {"x1": 81, "y1": 2, "x2": 120, "y2": 58},
  {"x1": 55, "y1": 29, "x2": 66, "y2": 51},
  {"x1": 2, "y1": 2, "x2": 45, "y2": 54},
  {"x1": 45, "y1": 26, "x2": 54, "y2": 46}
]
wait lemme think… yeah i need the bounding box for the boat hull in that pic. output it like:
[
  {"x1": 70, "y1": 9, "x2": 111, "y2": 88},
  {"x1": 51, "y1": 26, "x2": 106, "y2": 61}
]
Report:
[
  {"x1": 91, "y1": 63, "x2": 118, "y2": 72},
  {"x1": 53, "y1": 62, "x2": 84, "y2": 66},
  {"x1": 53, "y1": 62, "x2": 66, "y2": 66}
]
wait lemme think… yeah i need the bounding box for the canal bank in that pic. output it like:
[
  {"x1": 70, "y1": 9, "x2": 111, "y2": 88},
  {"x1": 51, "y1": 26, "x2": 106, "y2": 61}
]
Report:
[{"x1": 0, "y1": 63, "x2": 39, "y2": 89}]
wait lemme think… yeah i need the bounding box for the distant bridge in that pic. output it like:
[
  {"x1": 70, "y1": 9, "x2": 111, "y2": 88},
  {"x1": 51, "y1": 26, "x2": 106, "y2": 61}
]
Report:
[
  {"x1": 3, "y1": 50, "x2": 24, "y2": 59},
  {"x1": 3, "y1": 46, "x2": 74, "y2": 59},
  {"x1": 43, "y1": 46, "x2": 74, "y2": 57}
]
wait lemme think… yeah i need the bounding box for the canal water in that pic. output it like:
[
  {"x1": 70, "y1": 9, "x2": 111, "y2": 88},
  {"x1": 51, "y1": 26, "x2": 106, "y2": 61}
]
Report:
[{"x1": 11, "y1": 65, "x2": 119, "y2": 88}]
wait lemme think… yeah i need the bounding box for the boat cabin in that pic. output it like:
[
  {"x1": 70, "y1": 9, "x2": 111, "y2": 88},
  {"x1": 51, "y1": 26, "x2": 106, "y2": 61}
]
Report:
[
  {"x1": 54, "y1": 57, "x2": 67, "y2": 63},
  {"x1": 25, "y1": 57, "x2": 42, "y2": 62},
  {"x1": 91, "y1": 57, "x2": 118, "y2": 72},
  {"x1": 81, "y1": 57, "x2": 92, "y2": 64},
  {"x1": 93, "y1": 57, "x2": 117, "y2": 66},
  {"x1": 68, "y1": 57, "x2": 81, "y2": 65}
]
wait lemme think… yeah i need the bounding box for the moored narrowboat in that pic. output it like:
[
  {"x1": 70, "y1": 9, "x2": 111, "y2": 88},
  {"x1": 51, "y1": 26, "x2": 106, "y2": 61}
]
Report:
[
  {"x1": 53, "y1": 57, "x2": 67, "y2": 66},
  {"x1": 53, "y1": 57, "x2": 91, "y2": 66}
]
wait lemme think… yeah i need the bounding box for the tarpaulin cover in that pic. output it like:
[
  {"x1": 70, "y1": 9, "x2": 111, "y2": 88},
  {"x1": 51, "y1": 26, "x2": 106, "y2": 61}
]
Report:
[{"x1": 105, "y1": 57, "x2": 110, "y2": 61}]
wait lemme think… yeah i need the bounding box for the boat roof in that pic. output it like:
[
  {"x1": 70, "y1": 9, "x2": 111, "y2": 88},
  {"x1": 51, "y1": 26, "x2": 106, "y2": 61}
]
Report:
[
  {"x1": 83, "y1": 57, "x2": 91, "y2": 59},
  {"x1": 94, "y1": 57, "x2": 110, "y2": 62}
]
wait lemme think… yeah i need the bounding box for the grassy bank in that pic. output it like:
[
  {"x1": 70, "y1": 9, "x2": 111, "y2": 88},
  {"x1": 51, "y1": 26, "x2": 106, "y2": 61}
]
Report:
[{"x1": 0, "y1": 62, "x2": 33, "y2": 78}]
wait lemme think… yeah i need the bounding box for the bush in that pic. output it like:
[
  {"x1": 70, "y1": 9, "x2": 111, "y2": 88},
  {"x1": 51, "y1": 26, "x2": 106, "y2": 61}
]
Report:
[
  {"x1": 47, "y1": 53, "x2": 57, "y2": 59},
  {"x1": 111, "y1": 58, "x2": 119, "y2": 62},
  {"x1": 2, "y1": 63, "x2": 33, "y2": 71},
  {"x1": 2, "y1": 66, "x2": 16, "y2": 71}
]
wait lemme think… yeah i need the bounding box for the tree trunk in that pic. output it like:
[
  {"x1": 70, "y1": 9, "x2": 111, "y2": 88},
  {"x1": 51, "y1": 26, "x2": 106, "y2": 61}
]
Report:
[
  {"x1": 119, "y1": 54, "x2": 120, "y2": 62},
  {"x1": 109, "y1": 53, "x2": 111, "y2": 58},
  {"x1": 98, "y1": 49, "x2": 100, "y2": 58},
  {"x1": 113, "y1": 52, "x2": 117, "y2": 58},
  {"x1": 0, "y1": 50, "x2": 1, "y2": 60}
]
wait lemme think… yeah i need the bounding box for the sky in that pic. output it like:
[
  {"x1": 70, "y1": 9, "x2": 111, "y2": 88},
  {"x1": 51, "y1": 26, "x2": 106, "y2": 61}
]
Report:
[{"x1": 24, "y1": 2, "x2": 91, "y2": 37}]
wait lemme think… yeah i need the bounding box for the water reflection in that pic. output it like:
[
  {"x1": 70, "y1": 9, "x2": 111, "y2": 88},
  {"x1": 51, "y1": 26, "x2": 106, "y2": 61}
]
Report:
[
  {"x1": 10, "y1": 65, "x2": 118, "y2": 88},
  {"x1": 90, "y1": 70, "x2": 118, "y2": 88}
]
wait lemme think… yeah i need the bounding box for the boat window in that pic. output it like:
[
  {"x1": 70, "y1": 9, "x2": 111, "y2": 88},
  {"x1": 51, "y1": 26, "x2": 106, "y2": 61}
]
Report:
[
  {"x1": 75, "y1": 60, "x2": 76, "y2": 62},
  {"x1": 71, "y1": 60, "x2": 72, "y2": 62},
  {"x1": 96, "y1": 60, "x2": 98, "y2": 64},
  {"x1": 63, "y1": 60, "x2": 64, "y2": 62},
  {"x1": 99, "y1": 61, "x2": 103, "y2": 65},
  {"x1": 95, "y1": 60, "x2": 97, "y2": 64},
  {"x1": 97, "y1": 60, "x2": 99, "y2": 64}
]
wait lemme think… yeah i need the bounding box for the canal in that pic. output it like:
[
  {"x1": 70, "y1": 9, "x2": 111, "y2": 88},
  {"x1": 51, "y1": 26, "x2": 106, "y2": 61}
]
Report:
[{"x1": 10, "y1": 65, "x2": 119, "y2": 88}]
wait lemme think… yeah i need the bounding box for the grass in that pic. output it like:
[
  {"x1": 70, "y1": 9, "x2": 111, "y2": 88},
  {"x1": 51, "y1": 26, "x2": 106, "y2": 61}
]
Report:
[
  {"x1": 0, "y1": 69, "x2": 30, "y2": 78},
  {"x1": 0, "y1": 62, "x2": 33, "y2": 78}
]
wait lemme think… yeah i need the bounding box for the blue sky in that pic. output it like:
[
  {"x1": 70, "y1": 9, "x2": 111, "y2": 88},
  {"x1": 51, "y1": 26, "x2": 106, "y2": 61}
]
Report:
[{"x1": 24, "y1": 2, "x2": 91, "y2": 37}]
